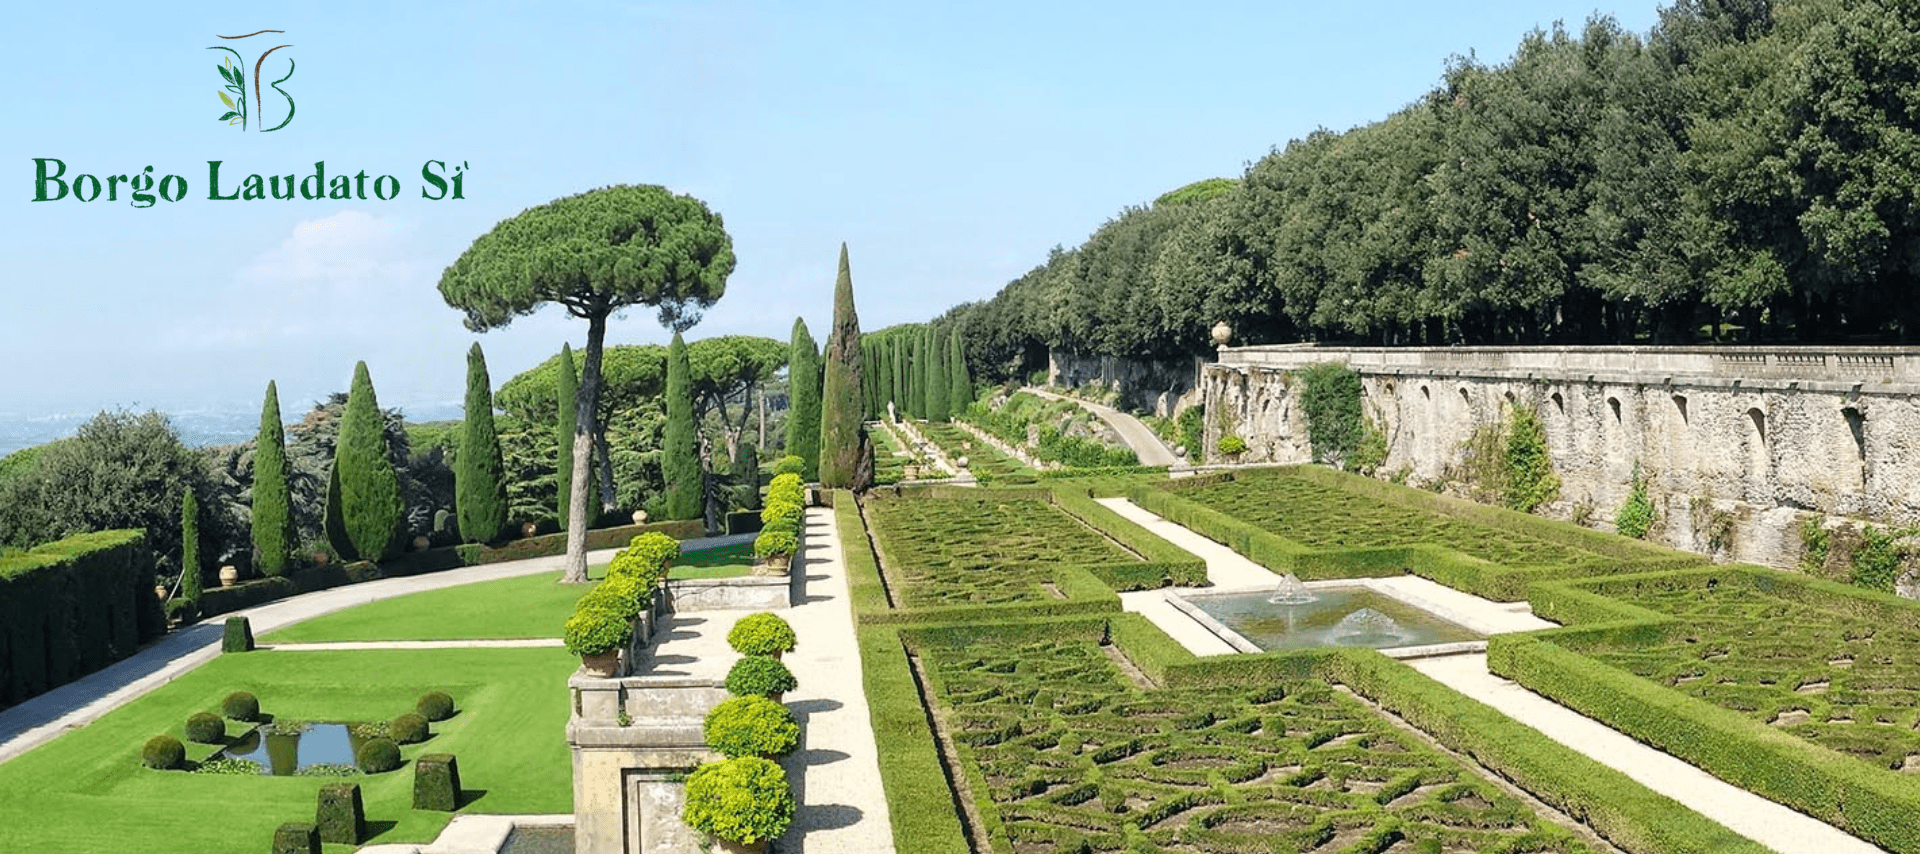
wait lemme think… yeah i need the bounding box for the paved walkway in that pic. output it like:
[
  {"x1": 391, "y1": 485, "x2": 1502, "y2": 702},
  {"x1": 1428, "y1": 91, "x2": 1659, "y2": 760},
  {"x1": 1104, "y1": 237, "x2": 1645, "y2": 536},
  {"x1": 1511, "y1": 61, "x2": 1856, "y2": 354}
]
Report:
[
  {"x1": 0, "y1": 534, "x2": 742, "y2": 767},
  {"x1": 1105, "y1": 497, "x2": 1884, "y2": 854},
  {"x1": 776, "y1": 505, "x2": 896, "y2": 852},
  {"x1": 1026, "y1": 387, "x2": 1181, "y2": 466}
]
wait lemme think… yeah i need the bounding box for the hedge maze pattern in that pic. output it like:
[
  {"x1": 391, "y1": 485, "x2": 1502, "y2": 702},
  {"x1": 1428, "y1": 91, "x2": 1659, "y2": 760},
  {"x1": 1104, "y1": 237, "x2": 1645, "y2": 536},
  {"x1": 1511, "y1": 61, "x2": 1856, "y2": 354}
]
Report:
[
  {"x1": 865, "y1": 497, "x2": 1135, "y2": 608},
  {"x1": 1590, "y1": 581, "x2": 1920, "y2": 772},
  {"x1": 1178, "y1": 475, "x2": 1594, "y2": 569},
  {"x1": 928, "y1": 637, "x2": 1599, "y2": 854}
]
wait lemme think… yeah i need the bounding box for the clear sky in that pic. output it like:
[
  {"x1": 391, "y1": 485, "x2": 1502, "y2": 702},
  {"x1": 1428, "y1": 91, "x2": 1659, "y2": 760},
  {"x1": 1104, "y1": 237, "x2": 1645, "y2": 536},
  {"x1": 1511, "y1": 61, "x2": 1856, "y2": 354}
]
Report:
[{"x1": 1, "y1": 1, "x2": 1664, "y2": 429}]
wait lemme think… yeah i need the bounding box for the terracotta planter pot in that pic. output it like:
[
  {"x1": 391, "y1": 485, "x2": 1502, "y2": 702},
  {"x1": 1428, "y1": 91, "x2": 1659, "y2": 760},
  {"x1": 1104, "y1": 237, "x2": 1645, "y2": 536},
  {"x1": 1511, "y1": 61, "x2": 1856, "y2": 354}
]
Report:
[
  {"x1": 312, "y1": 552, "x2": 330, "y2": 566},
  {"x1": 579, "y1": 649, "x2": 620, "y2": 678},
  {"x1": 412, "y1": 535, "x2": 431, "y2": 551},
  {"x1": 522, "y1": 522, "x2": 540, "y2": 538},
  {"x1": 218, "y1": 566, "x2": 239, "y2": 588},
  {"x1": 711, "y1": 837, "x2": 769, "y2": 854},
  {"x1": 753, "y1": 554, "x2": 790, "y2": 577}
]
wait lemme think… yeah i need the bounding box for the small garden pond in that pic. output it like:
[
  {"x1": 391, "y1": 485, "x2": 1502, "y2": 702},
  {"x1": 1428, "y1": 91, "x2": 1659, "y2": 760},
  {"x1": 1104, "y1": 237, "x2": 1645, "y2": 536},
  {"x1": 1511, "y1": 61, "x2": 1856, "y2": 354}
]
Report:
[
  {"x1": 211, "y1": 722, "x2": 371, "y2": 776},
  {"x1": 499, "y1": 826, "x2": 573, "y2": 854},
  {"x1": 1185, "y1": 587, "x2": 1482, "y2": 651}
]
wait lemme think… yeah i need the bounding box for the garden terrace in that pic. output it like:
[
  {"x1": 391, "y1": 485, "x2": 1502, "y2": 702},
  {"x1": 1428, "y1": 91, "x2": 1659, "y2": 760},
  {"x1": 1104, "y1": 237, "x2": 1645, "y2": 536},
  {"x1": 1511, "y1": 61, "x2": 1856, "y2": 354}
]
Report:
[
  {"x1": 869, "y1": 420, "x2": 908, "y2": 485},
  {"x1": 916, "y1": 421, "x2": 1035, "y2": 484},
  {"x1": 855, "y1": 486, "x2": 1204, "y2": 620},
  {"x1": 962, "y1": 392, "x2": 1140, "y2": 469},
  {"x1": 1493, "y1": 565, "x2": 1920, "y2": 852},
  {"x1": 1132, "y1": 467, "x2": 1698, "y2": 601}
]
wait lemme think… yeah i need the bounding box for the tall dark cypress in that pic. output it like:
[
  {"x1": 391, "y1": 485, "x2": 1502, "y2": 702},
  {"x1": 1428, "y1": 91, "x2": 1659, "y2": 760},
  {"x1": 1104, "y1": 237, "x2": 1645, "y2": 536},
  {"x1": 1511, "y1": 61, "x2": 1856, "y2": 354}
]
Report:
[
  {"x1": 889, "y1": 334, "x2": 906, "y2": 420},
  {"x1": 457, "y1": 343, "x2": 508, "y2": 544},
  {"x1": 251, "y1": 381, "x2": 294, "y2": 576},
  {"x1": 555, "y1": 343, "x2": 579, "y2": 529},
  {"x1": 947, "y1": 328, "x2": 973, "y2": 415},
  {"x1": 926, "y1": 326, "x2": 950, "y2": 423},
  {"x1": 663, "y1": 332, "x2": 702, "y2": 519},
  {"x1": 180, "y1": 489, "x2": 202, "y2": 602},
  {"x1": 786, "y1": 318, "x2": 823, "y2": 481},
  {"x1": 818, "y1": 244, "x2": 873, "y2": 490},
  {"x1": 327, "y1": 361, "x2": 404, "y2": 562}
]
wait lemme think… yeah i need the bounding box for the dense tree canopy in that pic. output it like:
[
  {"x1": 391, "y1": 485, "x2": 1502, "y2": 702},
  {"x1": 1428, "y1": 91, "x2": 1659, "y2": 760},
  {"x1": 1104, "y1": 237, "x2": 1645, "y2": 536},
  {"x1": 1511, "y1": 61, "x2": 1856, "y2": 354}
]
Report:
[{"x1": 926, "y1": 0, "x2": 1920, "y2": 387}]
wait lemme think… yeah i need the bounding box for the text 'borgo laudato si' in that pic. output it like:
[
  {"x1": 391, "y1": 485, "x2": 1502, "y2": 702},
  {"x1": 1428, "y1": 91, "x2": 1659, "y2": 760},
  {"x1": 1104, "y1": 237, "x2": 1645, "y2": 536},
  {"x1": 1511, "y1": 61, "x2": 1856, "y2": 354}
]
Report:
[{"x1": 29, "y1": 159, "x2": 470, "y2": 207}]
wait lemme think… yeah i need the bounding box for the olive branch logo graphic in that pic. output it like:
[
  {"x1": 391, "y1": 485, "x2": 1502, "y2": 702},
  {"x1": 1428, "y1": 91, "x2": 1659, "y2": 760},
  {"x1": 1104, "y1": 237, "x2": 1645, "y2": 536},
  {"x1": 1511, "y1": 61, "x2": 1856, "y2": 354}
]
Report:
[{"x1": 208, "y1": 30, "x2": 295, "y2": 132}]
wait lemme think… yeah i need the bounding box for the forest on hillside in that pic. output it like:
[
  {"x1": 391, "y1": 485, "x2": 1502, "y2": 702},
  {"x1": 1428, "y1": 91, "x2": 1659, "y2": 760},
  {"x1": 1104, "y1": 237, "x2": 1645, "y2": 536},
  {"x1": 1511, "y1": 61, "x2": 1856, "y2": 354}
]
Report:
[{"x1": 921, "y1": 0, "x2": 1920, "y2": 383}]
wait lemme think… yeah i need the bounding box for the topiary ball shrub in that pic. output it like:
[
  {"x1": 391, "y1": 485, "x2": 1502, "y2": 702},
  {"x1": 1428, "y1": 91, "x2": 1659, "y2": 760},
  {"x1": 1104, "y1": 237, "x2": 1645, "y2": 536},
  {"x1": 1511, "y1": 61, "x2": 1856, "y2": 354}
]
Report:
[
  {"x1": 771, "y1": 455, "x2": 806, "y2": 478},
  {"x1": 624, "y1": 531, "x2": 681, "y2": 573},
  {"x1": 1218, "y1": 435, "x2": 1248, "y2": 456},
  {"x1": 185, "y1": 711, "x2": 226, "y2": 744},
  {"x1": 752, "y1": 528, "x2": 798, "y2": 560},
  {"x1": 682, "y1": 757, "x2": 794, "y2": 846},
  {"x1": 354, "y1": 737, "x2": 401, "y2": 773},
  {"x1": 222, "y1": 691, "x2": 260, "y2": 722},
  {"x1": 141, "y1": 734, "x2": 185, "y2": 770},
  {"x1": 703, "y1": 695, "x2": 800, "y2": 759},
  {"x1": 580, "y1": 574, "x2": 644, "y2": 622},
  {"x1": 564, "y1": 602, "x2": 633, "y2": 657},
  {"x1": 760, "y1": 498, "x2": 802, "y2": 528},
  {"x1": 725, "y1": 655, "x2": 797, "y2": 699},
  {"x1": 416, "y1": 691, "x2": 455, "y2": 722},
  {"x1": 390, "y1": 712, "x2": 430, "y2": 745},
  {"x1": 727, "y1": 612, "x2": 797, "y2": 657}
]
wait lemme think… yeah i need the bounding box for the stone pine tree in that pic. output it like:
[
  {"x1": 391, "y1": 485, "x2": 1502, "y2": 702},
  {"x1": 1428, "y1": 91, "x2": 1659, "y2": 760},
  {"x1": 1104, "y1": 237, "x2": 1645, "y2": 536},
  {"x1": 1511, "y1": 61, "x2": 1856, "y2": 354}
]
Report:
[
  {"x1": 555, "y1": 342, "x2": 579, "y2": 529},
  {"x1": 325, "y1": 361, "x2": 404, "y2": 562},
  {"x1": 925, "y1": 326, "x2": 950, "y2": 423},
  {"x1": 180, "y1": 489, "x2": 202, "y2": 602},
  {"x1": 947, "y1": 328, "x2": 972, "y2": 415},
  {"x1": 786, "y1": 318, "x2": 822, "y2": 481},
  {"x1": 818, "y1": 244, "x2": 873, "y2": 490},
  {"x1": 251, "y1": 381, "x2": 294, "y2": 577},
  {"x1": 663, "y1": 332, "x2": 702, "y2": 520},
  {"x1": 438, "y1": 185, "x2": 734, "y2": 583},
  {"x1": 456, "y1": 343, "x2": 508, "y2": 544}
]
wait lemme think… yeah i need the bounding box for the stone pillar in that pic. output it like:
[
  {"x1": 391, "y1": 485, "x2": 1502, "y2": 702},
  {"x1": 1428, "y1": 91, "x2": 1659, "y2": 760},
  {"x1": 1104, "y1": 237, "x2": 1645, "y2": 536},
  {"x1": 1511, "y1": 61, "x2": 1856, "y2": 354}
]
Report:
[{"x1": 568, "y1": 667, "x2": 728, "y2": 852}]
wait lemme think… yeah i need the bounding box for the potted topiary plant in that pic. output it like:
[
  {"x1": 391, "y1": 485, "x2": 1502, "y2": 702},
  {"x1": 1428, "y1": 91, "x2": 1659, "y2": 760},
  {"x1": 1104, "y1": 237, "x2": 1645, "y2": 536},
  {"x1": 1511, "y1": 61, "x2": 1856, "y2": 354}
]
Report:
[
  {"x1": 563, "y1": 603, "x2": 632, "y2": 677},
  {"x1": 725, "y1": 655, "x2": 797, "y2": 704},
  {"x1": 703, "y1": 695, "x2": 800, "y2": 759},
  {"x1": 727, "y1": 612, "x2": 796, "y2": 660},
  {"x1": 751, "y1": 529, "x2": 797, "y2": 576},
  {"x1": 682, "y1": 757, "x2": 794, "y2": 854}
]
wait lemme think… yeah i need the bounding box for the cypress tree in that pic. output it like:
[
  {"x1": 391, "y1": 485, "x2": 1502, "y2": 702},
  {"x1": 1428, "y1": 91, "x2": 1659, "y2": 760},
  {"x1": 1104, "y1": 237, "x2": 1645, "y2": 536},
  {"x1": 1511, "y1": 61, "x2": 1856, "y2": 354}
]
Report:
[
  {"x1": 786, "y1": 318, "x2": 822, "y2": 481},
  {"x1": 734, "y1": 443, "x2": 762, "y2": 511},
  {"x1": 948, "y1": 328, "x2": 973, "y2": 415},
  {"x1": 926, "y1": 326, "x2": 950, "y2": 423},
  {"x1": 663, "y1": 332, "x2": 702, "y2": 519},
  {"x1": 251, "y1": 381, "x2": 294, "y2": 577},
  {"x1": 889, "y1": 334, "x2": 906, "y2": 419},
  {"x1": 907, "y1": 330, "x2": 925, "y2": 418},
  {"x1": 180, "y1": 489, "x2": 202, "y2": 602},
  {"x1": 326, "y1": 361, "x2": 404, "y2": 562},
  {"x1": 555, "y1": 343, "x2": 578, "y2": 530},
  {"x1": 818, "y1": 244, "x2": 873, "y2": 490},
  {"x1": 457, "y1": 343, "x2": 508, "y2": 544}
]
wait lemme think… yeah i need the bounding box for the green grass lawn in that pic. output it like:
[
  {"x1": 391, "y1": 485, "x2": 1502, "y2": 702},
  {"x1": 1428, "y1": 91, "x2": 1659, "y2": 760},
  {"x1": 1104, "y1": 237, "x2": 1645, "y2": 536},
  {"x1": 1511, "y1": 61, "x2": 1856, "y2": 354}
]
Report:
[
  {"x1": 0, "y1": 647, "x2": 575, "y2": 854},
  {"x1": 262, "y1": 544, "x2": 755, "y2": 643}
]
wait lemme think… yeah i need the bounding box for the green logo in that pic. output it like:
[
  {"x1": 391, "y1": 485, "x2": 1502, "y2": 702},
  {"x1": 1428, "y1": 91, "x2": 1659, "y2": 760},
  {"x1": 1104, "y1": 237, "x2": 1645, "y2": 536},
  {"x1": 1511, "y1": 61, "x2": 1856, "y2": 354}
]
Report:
[{"x1": 208, "y1": 30, "x2": 295, "y2": 132}]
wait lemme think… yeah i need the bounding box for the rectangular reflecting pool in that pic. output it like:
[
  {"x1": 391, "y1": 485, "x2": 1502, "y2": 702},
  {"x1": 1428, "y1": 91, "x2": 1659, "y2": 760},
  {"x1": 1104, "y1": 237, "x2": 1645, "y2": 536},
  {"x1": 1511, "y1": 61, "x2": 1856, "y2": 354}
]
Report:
[
  {"x1": 212, "y1": 722, "x2": 369, "y2": 776},
  {"x1": 1181, "y1": 586, "x2": 1483, "y2": 651}
]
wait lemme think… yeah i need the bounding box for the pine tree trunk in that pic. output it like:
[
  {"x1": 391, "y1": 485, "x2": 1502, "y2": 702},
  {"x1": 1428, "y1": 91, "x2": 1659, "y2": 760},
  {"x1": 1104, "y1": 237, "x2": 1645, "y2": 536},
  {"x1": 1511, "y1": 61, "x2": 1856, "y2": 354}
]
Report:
[{"x1": 563, "y1": 312, "x2": 606, "y2": 583}]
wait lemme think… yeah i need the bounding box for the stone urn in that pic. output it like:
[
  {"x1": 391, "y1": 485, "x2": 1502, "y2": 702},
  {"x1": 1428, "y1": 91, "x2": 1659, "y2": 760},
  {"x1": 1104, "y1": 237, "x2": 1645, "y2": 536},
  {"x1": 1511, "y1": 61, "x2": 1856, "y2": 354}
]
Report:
[
  {"x1": 957, "y1": 456, "x2": 970, "y2": 469},
  {"x1": 631, "y1": 510, "x2": 648, "y2": 525},
  {"x1": 712, "y1": 839, "x2": 768, "y2": 854},
  {"x1": 218, "y1": 566, "x2": 239, "y2": 588},
  {"x1": 1174, "y1": 445, "x2": 1188, "y2": 458},
  {"x1": 413, "y1": 535, "x2": 431, "y2": 552},
  {"x1": 154, "y1": 584, "x2": 169, "y2": 602},
  {"x1": 579, "y1": 650, "x2": 620, "y2": 679},
  {"x1": 522, "y1": 522, "x2": 540, "y2": 538},
  {"x1": 755, "y1": 554, "x2": 791, "y2": 577},
  {"x1": 1211, "y1": 320, "x2": 1233, "y2": 348}
]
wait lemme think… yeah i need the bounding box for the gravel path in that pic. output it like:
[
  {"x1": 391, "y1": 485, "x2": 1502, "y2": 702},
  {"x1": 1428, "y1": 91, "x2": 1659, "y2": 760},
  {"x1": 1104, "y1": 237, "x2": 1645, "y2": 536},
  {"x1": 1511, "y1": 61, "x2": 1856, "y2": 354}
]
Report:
[{"x1": 1025, "y1": 387, "x2": 1181, "y2": 466}]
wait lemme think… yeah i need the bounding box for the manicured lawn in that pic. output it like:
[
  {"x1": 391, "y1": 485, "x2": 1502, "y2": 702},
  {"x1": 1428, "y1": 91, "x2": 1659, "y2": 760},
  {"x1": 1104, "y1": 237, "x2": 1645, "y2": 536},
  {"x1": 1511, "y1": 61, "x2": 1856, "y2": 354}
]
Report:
[
  {"x1": 0, "y1": 647, "x2": 575, "y2": 854},
  {"x1": 262, "y1": 572, "x2": 593, "y2": 643},
  {"x1": 262, "y1": 545, "x2": 756, "y2": 643}
]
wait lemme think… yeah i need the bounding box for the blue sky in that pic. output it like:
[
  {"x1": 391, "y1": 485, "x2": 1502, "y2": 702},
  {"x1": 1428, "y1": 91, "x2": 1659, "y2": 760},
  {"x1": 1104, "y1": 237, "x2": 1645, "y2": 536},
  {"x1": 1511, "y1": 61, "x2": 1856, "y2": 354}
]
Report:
[{"x1": 1, "y1": 1, "x2": 1663, "y2": 431}]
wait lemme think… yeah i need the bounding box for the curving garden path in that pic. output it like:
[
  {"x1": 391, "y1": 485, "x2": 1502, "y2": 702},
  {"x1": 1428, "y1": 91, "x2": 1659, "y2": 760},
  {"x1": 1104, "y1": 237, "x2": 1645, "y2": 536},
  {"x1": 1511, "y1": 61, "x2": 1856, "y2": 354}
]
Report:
[
  {"x1": 0, "y1": 535, "x2": 749, "y2": 767},
  {"x1": 1023, "y1": 387, "x2": 1182, "y2": 466}
]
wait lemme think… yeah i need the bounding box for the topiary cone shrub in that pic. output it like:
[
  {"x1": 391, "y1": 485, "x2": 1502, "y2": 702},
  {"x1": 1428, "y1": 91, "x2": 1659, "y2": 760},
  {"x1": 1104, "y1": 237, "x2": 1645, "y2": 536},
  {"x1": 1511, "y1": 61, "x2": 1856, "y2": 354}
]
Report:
[
  {"x1": 413, "y1": 753, "x2": 463, "y2": 811},
  {"x1": 416, "y1": 691, "x2": 455, "y2": 722},
  {"x1": 272, "y1": 822, "x2": 320, "y2": 854},
  {"x1": 315, "y1": 782, "x2": 365, "y2": 845},
  {"x1": 354, "y1": 737, "x2": 401, "y2": 774},
  {"x1": 683, "y1": 756, "x2": 793, "y2": 852},
  {"x1": 727, "y1": 613, "x2": 796, "y2": 658},
  {"x1": 141, "y1": 735, "x2": 184, "y2": 770},
  {"x1": 390, "y1": 712, "x2": 430, "y2": 745},
  {"x1": 221, "y1": 691, "x2": 260, "y2": 722},
  {"x1": 222, "y1": 616, "x2": 254, "y2": 653},
  {"x1": 185, "y1": 711, "x2": 225, "y2": 744},
  {"x1": 725, "y1": 655, "x2": 797, "y2": 701},
  {"x1": 703, "y1": 696, "x2": 800, "y2": 760}
]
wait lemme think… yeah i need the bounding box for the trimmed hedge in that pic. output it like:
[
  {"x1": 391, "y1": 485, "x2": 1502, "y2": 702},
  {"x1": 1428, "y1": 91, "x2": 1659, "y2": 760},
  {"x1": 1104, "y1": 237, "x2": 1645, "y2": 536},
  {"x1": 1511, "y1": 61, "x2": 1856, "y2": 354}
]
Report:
[
  {"x1": 271, "y1": 822, "x2": 319, "y2": 854},
  {"x1": 221, "y1": 616, "x2": 254, "y2": 653},
  {"x1": 1049, "y1": 488, "x2": 1206, "y2": 588},
  {"x1": 413, "y1": 753, "x2": 462, "y2": 811},
  {"x1": 0, "y1": 529, "x2": 161, "y2": 708},
  {"x1": 703, "y1": 695, "x2": 801, "y2": 759},
  {"x1": 315, "y1": 782, "x2": 365, "y2": 844},
  {"x1": 853, "y1": 624, "x2": 970, "y2": 854}
]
